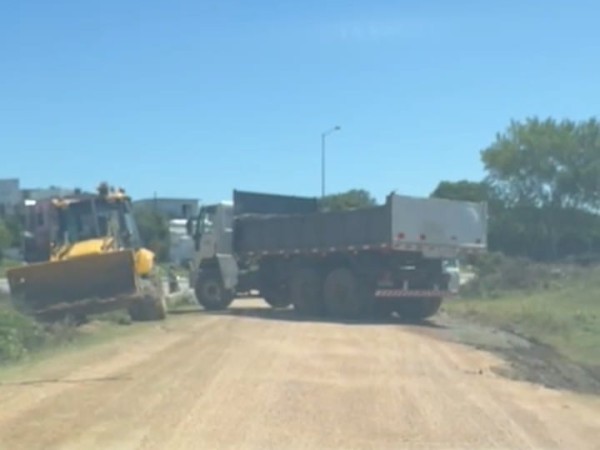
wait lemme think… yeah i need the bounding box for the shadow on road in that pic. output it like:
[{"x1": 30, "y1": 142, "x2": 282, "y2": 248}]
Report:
[{"x1": 171, "y1": 302, "x2": 446, "y2": 329}]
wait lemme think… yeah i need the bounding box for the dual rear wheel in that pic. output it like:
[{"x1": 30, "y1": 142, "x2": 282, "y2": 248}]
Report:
[
  {"x1": 290, "y1": 266, "x2": 442, "y2": 321},
  {"x1": 290, "y1": 266, "x2": 370, "y2": 320}
]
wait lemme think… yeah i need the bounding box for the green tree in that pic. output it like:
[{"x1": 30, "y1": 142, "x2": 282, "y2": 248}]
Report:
[
  {"x1": 133, "y1": 208, "x2": 170, "y2": 262},
  {"x1": 431, "y1": 180, "x2": 489, "y2": 203},
  {"x1": 3, "y1": 215, "x2": 23, "y2": 247},
  {"x1": 479, "y1": 117, "x2": 600, "y2": 260},
  {"x1": 0, "y1": 220, "x2": 11, "y2": 261},
  {"x1": 320, "y1": 189, "x2": 377, "y2": 211},
  {"x1": 481, "y1": 117, "x2": 600, "y2": 209}
]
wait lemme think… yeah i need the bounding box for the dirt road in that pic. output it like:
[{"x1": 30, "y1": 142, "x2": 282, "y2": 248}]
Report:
[{"x1": 1, "y1": 300, "x2": 599, "y2": 450}]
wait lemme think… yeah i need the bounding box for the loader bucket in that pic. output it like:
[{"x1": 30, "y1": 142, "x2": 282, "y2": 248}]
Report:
[{"x1": 7, "y1": 250, "x2": 138, "y2": 317}]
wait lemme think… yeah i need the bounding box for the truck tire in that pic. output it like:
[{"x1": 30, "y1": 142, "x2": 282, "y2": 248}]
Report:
[
  {"x1": 395, "y1": 297, "x2": 442, "y2": 321},
  {"x1": 263, "y1": 292, "x2": 292, "y2": 309},
  {"x1": 323, "y1": 267, "x2": 365, "y2": 319},
  {"x1": 290, "y1": 268, "x2": 322, "y2": 316},
  {"x1": 195, "y1": 272, "x2": 234, "y2": 311}
]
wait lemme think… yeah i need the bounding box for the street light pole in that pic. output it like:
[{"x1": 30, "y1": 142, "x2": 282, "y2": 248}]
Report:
[{"x1": 321, "y1": 126, "x2": 341, "y2": 198}]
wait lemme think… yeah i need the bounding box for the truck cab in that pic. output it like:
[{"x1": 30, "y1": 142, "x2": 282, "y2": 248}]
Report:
[
  {"x1": 187, "y1": 202, "x2": 240, "y2": 310},
  {"x1": 192, "y1": 202, "x2": 234, "y2": 262}
]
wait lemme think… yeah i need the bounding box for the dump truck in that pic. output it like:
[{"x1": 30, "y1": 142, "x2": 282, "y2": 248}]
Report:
[
  {"x1": 7, "y1": 184, "x2": 167, "y2": 322},
  {"x1": 189, "y1": 190, "x2": 487, "y2": 320}
]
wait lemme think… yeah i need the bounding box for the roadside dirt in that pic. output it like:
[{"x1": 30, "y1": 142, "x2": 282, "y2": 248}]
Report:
[
  {"x1": 433, "y1": 312, "x2": 600, "y2": 396},
  {"x1": 0, "y1": 300, "x2": 599, "y2": 450}
]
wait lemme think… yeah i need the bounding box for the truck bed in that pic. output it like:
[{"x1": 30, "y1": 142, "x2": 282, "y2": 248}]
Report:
[{"x1": 234, "y1": 194, "x2": 487, "y2": 258}]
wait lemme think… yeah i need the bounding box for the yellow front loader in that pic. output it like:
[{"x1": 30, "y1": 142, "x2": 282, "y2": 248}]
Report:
[{"x1": 7, "y1": 184, "x2": 166, "y2": 322}]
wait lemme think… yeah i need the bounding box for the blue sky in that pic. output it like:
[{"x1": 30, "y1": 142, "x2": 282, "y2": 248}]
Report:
[{"x1": 1, "y1": 0, "x2": 599, "y2": 203}]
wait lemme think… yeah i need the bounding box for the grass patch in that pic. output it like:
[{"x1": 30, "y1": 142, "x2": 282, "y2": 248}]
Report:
[
  {"x1": 167, "y1": 290, "x2": 197, "y2": 311},
  {"x1": 0, "y1": 304, "x2": 86, "y2": 364},
  {"x1": 0, "y1": 291, "x2": 139, "y2": 366},
  {"x1": 0, "y1": 259, "x2": 20, "y2": 277},
  {"x1": 0, "y1": 318, "x2": 156, "y2": 382},
  {"x1": 89, "y1": 310, "x2": 132, "y2": 326},
  {"x1": 447, "y1": 265, "x2": 600, "y2": 367},
  {"x1": 158, "y1": 263, "x2": 189, "y2": 279}
]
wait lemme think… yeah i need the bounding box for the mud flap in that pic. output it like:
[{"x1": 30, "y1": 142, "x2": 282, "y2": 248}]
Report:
[{"x1": 7, "y1": 250, "x2": 138, "y2": 316}]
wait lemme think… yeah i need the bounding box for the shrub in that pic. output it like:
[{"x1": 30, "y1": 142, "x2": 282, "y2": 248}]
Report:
[
  {"x1": 462, "y1": 252, "x2": 558, "y2": 298},
  {"x1": 0, "y1": 306, "x2": 47, "y2": 362}
]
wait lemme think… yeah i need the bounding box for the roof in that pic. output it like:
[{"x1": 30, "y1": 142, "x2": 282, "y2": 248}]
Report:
[{"x1": 134, "y1": 198, "x2": 199, "y2": 203}]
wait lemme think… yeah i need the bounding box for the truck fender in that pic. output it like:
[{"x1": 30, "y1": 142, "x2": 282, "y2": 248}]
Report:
[{"x1": 216, "y1": 254, "x2": 239, "y2": 291}]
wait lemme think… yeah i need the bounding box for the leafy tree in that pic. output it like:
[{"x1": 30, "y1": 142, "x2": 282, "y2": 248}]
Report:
[
  {"x1": 0, "y1": 220, "x2": 11, "y2": 261},
  {"x1": 481, "y1": 117, "x2": 600, "y2": 210},
  {"x1": 320, "y1": 189, "x2": 377, "y2": 211},
  {"x1": 133, "y1": 208, "x2": 170, "y2": 262},
  {"x1": 431, "y1": 180, "x2": 489, "y2": 203},
  {"x1": 3, "y1": 215, "x2": 23, "y2": 247},
  {"x1": 433, "y1": 118, "x2": 600, "y2": 261},
  {"x1": 481, "y1": 117, "x2": 600, "y2": 259}
]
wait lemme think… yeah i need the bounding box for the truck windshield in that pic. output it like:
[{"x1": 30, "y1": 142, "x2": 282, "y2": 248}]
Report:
[{"x1": 196, "y1": 209, "x2": 216, "y2": 236}]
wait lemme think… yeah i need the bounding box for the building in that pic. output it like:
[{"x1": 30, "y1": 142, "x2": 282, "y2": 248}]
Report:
[
  {"x1": 0, "y1": 178, "x2": 21, "y2": 217},
  {"x1": 21, "y1": 186, "x2": 76, "y2": 201},
  {"x1": 168, "y1": 219, "x2": 195, "y2": 266},
  {"x1": 0, "y1": 178, "x2": 77, "y2": 218},
  {"x1": 133, "y1": 198, "x2": 199, "y2": 220}
]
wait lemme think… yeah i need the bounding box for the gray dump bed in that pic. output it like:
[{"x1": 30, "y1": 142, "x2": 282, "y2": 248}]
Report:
[{"x1": 234, "y1": 194, "x2": 487, "y2": 258}]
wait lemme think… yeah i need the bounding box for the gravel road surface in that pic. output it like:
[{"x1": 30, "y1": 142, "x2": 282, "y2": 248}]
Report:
[{"x1": 0, "y1": 300, "x2": 599, "y2": 450}]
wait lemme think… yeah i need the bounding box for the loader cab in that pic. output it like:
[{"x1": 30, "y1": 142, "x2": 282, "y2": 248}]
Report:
[
  {"x1": 192, "y1": 202, "x2": 234, "y2": 262},
  {"x1": 54, "y1": 196, "x2": 141, "y2": 250}
]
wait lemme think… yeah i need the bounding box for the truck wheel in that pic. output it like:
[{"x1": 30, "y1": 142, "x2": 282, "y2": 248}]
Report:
[
  {"x1": 395, "y1": 298, "x2": 442, "y2": 321},
  {"x1": 263, "y1": 293, "x2": 292, "y2": 309},
  {"x1": 195, "y1": 273, "x2": 234, "y2": 311},
  {"x1": 290, "y1": 268, "x2": 322, "y2": 316},
  {"x1": 260, "y1": 282, "x2": 291, "y2": 308},
  {"x1": 372, "y1": 303, "x2": 394, "y2": 320},
  {"x1": 323, "y1": 268, "x2": 364, "y2": 319}
]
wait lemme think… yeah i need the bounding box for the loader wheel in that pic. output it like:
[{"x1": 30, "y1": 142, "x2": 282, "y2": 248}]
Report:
[
  {"x1": 394, "y1": 297, "x2": 442, "y2": 321},
  {"x1": 323, "y1": 267, "x2": 365, "y2": 319},
  {"x1": 195, "y1": 273, "x2": 234, "y2": 311},
  {"x1": 290, "y1": 268, "x2": 322, "y2": 316},
  {"x1": 129, "y1": 276, "x2": 167, "y2": 322},
  {"x1": 129, "y1": 298, "x2": 165, "y2": 321}
]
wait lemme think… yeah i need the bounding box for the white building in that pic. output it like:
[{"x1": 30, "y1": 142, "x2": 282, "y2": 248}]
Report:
[
  {"x1": 133, "y1": 198, "x2": 199, "y2": 220},
  {"x1": 169, "y1": 219, "x2": 195, "y2": 266}
]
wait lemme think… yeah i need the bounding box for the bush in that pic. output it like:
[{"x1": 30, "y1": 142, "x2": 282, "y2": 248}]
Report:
[
  {"x1": 0, "y1": 306, "x2": 47, "y2": 362},
  {"x1": 462, "y1": 252, "x2": 558, "y2": 298},
  {"x1": 91, "y1": 310, "x2": 132, "y2": 325},
  {"x1": 0, "y1": 220, "x2": 11, "y2": 261}
]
